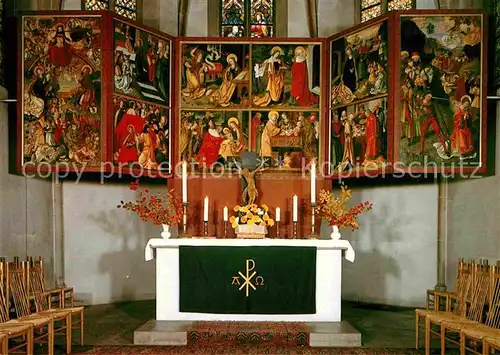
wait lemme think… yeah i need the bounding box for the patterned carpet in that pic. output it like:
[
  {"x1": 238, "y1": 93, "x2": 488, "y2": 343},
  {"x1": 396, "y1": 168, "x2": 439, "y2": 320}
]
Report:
[{"x1": 79, "y1": 346, "x2": 424, "y2": 354}]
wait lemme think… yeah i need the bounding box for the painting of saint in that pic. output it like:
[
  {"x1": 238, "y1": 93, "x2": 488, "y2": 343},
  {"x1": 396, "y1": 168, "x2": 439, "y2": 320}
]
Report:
[
  {"x1": 397, "y1": 14, "x2": 484, "y2": 168},
  {"x1": 249, "y1": 110, "x2": 319, "y2": 169},
  {"x1": 180, "y1": 43, "x2": 250, "y2": 108},
  {"x1": 329, "y1": 98, "x2": 388, "y2": 175},
  {"x1": 114, "y1": 20, "x2": 171, "y2": 107},
  {"x1": 179, "y1": 111, "x2": 249, "y2": 172},
  {"x1": 331, "y1": 20, "x2": 388, "y2": 108},
  {"x1": 21, "y1": 16, "x2": 102, "y2": 168},
  {"x1": 113, "y1": 96, "x2": 171, "y2": 173},
  {"x1": 251, "y1": 43, "x2": 321, "y2": 109}
]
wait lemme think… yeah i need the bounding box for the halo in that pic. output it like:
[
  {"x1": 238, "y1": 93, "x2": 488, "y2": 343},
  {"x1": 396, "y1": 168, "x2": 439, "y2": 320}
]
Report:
[
  {"x1": 127, "y1": 124, "x2": 135, "y2": 131},
  {"x1": 228, "y1": 117, "x2": 239, "y2": 126},
  {"x1": 294, "y1": 46, "x2": 307, "y2": 56},
  {"x1": 223, "y1": 127, "x2": 230, "y2": 134},
  {"x1": 226, "y1": 53, "x2": 238, "y2": 63},
  {"x1": 33, "y1": 65, "x2": 44, "y2": 75},
  {"x1": 269, "y1": 110, "x2": 279, "y2": 119},
  {"x1": 81, "y1": 65, "x2": 93, "y2": 74},
  {"x1": 271, "y1": 46, "x2": 283, "y2": 55},
  {"x1": 460, "y1": 95, "x2": 472, "y2": 105}
]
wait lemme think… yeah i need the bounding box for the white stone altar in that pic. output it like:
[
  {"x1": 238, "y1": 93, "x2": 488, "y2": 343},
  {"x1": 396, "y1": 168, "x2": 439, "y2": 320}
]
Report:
[{"x1": 144, "y1": 237, "x2": 355, "y2": 322}]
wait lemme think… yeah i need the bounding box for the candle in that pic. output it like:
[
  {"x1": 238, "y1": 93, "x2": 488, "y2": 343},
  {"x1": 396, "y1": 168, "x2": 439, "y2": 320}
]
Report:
[
  {"x1": 182, "y1": 161, "x2": 188, "y2": 203},
  {"x1": 292, "y1": 195, "x2": 298, "y2": 222},
  {"x1": 275, "y1": 207, "x2": 280, "y2": 222},
  {"x1": 223, "y1": 206, "x2": 228, "y2": 221},
  {"x1": 203, "y1": 196, "x2": 209, "y2": 222},
  {"x1": 311, "y1": 162, "x2": 316, "y2": 204}
]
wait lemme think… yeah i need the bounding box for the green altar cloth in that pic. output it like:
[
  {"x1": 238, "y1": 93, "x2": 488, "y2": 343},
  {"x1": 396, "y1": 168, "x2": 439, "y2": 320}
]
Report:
[{"x1": 179, "y1": 246, "x2": 316, "y2": 314}]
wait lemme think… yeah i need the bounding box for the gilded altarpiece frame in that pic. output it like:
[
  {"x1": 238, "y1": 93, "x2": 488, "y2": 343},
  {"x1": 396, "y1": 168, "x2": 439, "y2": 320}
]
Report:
[
  {"x1": 327, "y1": 15, "x2": 394, "y2": 179},
  {"x1": 177, "y1": 38, "x2": 326, "y2": 175}
]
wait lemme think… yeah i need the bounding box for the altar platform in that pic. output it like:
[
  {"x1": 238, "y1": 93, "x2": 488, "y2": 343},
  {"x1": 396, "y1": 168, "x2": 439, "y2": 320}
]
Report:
[{"x1": 134, "y1": 320, "x2": 362, "y2": 347}]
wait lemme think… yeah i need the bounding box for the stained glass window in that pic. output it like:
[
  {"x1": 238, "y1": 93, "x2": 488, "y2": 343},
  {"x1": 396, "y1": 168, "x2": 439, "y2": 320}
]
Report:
[
  {"x1": 115, "y1": 0, "x2": 137, "y2": 20},
  {"x1": 221, "y1": 0, "x2": 275, "y2": 37},
  {"x1": 361, "y1": 0, "x2": 413, "y2": 23},
  {"x1": 388, "y1": 0, "x2": 414, "y2": 11},
  {"x1": 84, "y1": 0, "x2": 137, "y2": 21},
  {"x1": 84, "y1": 0, "x2": 109, "y2": 11}
]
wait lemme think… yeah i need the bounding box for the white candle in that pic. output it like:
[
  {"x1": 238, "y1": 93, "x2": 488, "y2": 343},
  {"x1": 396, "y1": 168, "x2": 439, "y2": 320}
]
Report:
[
  {"x1": 223, "y1": 206, "x2": 228, "y2": 221},
  {"x1": 203, "y1": 196, "x2": 209, "y2": 222},
  {"x1": 275, "y1": 207, "x2": 280, "y2": 222},
  {"x1": 292, "y1": 195, "x2": 298, "y2": 222},
  {"x1": 182, "y1": 161, "x2": 188, "y2": 203},
  {"x1": 311, "y1": 162, "x2": 316, "y2": 204}
]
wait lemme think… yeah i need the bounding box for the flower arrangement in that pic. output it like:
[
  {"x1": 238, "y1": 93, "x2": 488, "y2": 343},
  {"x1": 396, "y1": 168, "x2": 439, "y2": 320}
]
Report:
[
  {"x1": 117, "y1": 180, "x2": 183, "y2": 226},
  {"x1": 230, "y1": 204, "x2": 275, "y2": 229},
  {"x1": 316, "y1": 184, "x2": 372, "y2": 230}
]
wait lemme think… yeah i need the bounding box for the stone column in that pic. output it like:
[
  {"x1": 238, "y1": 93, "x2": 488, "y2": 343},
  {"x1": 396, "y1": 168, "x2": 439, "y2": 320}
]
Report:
[{"x1": 435, "y1": 177, "x2": 448, "y2": 291}]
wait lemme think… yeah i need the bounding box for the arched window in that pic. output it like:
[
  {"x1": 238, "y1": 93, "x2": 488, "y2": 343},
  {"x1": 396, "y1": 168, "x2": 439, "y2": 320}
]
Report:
[
  {"x1": 220, "y1": 0, "x2": 276, "y2": 38},
  {"x1": 83, "y1": 0, "x2": 138, "y2": 21},
  {"x1": 361, "y1": 0, "x2": 414, "y2": 23}
]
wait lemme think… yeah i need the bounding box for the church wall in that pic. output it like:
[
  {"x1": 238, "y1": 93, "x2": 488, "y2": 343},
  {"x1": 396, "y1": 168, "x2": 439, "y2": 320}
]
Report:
[
  {"x1": 1, "y1": 1, "x2": 56, "y2": 286},
  {"x1": 58, "y1": 0, "x2": 439, "y2": 306},
  {"x1": 445, "y1": 97, "x2": 500, "y2": 291}
]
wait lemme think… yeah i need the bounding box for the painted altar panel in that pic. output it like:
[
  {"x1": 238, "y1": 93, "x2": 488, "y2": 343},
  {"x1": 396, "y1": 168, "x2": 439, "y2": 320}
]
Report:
[
  {"x1": 251, "y1": 43, "x2": 321, "y2": 109},
  {"x1": 395, "y1": 12, "x2": 487, "y2": 174},
  {"x1": 179, "y1": 42, "x2": 251, "y2": 109},
  {"x1": 113, "y1": 19, "x2": 171, "y2": 107},
  {"x1": 112, "y1": 95, "x2": 171, "y2": 175},
  {"x1": 249, "y1": 110, "x2": 320, "y2": 170},
  {"x1": 178, "y1": 39, "x2": 325, "y2": 175},
  {"x1": 180, "y1": 110, "x2": 250, "y2": 172},
  {"x1": 327, "y1": 17, "x2": 392, "y2": 178},
  {"x1": 21, "y1": 14, "x2": 103, "y2": 171}
]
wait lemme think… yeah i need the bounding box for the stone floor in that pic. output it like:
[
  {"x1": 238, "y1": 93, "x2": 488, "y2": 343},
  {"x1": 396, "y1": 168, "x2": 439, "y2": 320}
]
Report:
[{"x1": 82, "y1": 300, "x2": 418, "y2": 348}]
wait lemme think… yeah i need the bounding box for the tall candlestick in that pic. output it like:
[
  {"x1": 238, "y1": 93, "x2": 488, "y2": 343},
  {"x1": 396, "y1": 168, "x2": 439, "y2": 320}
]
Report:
[
  {"x1": 223, "y1": 206, "x2": 228, "y2": 221},
  {"x1": 275, "y1": 207, "x2": 280, "y2": 222},
  {"x1": 182, "y1": 161, "x2": 188, "y2": 203},
  {"x1": 311, "y1": 162, "x2": 316, "y2": 204},
  {"x1": 203, "y1": 196, "x2": 209, "y2": 222},
  {"x1": 293, "y1": 195, "x2": 298, "y2": 222}
]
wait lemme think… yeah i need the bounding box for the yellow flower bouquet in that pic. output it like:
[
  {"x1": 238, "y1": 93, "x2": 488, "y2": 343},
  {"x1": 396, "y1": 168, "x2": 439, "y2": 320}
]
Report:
[{"x1": 230, "y1": 204, "x2": 275, "y2": 238}]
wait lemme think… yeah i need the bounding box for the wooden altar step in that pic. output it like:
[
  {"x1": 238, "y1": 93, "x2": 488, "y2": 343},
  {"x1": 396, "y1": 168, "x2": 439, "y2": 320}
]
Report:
[{"x1": 134, "y1": 321, "x2": 362, "y2": 348}]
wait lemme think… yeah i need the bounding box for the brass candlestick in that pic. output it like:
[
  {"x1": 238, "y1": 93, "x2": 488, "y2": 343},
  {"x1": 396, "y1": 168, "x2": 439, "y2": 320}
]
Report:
[
  {"x1": 181, "y1": 202, "x2": 189, "y2": 237},
  {"x1": 309, "y1": 202, "x2": 318, "y2": 239},
  {"x1": 203, "y1": 221, "x2": 209, "y2": 236},
  {"x1": 223, "y1": 220, "x2": 228, "y2": 238},
  {"x1": 276, "y1": 221, "x2": 280, "y2": 238},
  {"x1": 292, "y1": 221, "x2": 298, "y2": 239}
]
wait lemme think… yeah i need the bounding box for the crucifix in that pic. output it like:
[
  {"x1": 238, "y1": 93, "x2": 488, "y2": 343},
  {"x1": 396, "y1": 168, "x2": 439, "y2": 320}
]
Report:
[{"x1": 239, "y1": 152, "x2": 266, "y2": 206}]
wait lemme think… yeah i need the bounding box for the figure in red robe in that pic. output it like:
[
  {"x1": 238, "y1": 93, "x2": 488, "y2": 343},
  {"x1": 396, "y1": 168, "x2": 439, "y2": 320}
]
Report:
[
  {"x1": 291, "y1": 46, "x2": 319, "y2": 107},
  {"x1": 250, "y1": 113, "x2": 262, "y2": 151},
  {"x1": 250, "y1": 13, "x2": 269, "y2": 38},
  {"x1": 450, "y1": 96, "x2": 474, "y2": 155},
  {"x1": 146, "y1": 42, "x2": 157, "y2": 83},
  {"x1": 419, "y1": 94, "x2": 446, "y2": 154},
  {"x1": 364, "y1": 109, "x2": 378, "y2": 159},
  {"x1": 49, "y1": 26, "x2": 72, "y2": 67},
  {"x1": 118, "y1": 125, "x2": 139, "y2": 164},
  {"x1": 196, "y1": 119, "x2": 224, "y2": 167}
]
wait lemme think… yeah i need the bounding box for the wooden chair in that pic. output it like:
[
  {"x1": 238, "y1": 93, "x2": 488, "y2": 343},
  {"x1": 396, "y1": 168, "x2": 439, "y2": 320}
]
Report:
[
  {"x1": 0, "y1": 262, "x2": 35, "y2": 354},
  {"x1": 29, "y1": 256, "x2": 75, "y2": 308},
  {"x1": 415, "y1": 260, "x2": 473, "y2": 349},
  {"x1": 426, "y1": 258, "x2": 464, "y2": 311},
  {"x1": 457, "y1": 263, "x2": 500, "y2": 355},
  {"x1": 28, "y1": 260, "x2": 85, "y2": 347},
  {"x1": 7, "y1": 261, "x2": 67, "y2": 355},
  {"x1": 0, "y1": 332, "x2": 7, "y2": 354},
  {"x1": 483, "y1": 336, "x2": 500, "y2": 355},
  {"x1": 425, "y1": 263, "x2": 490, "y2": 355}
]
